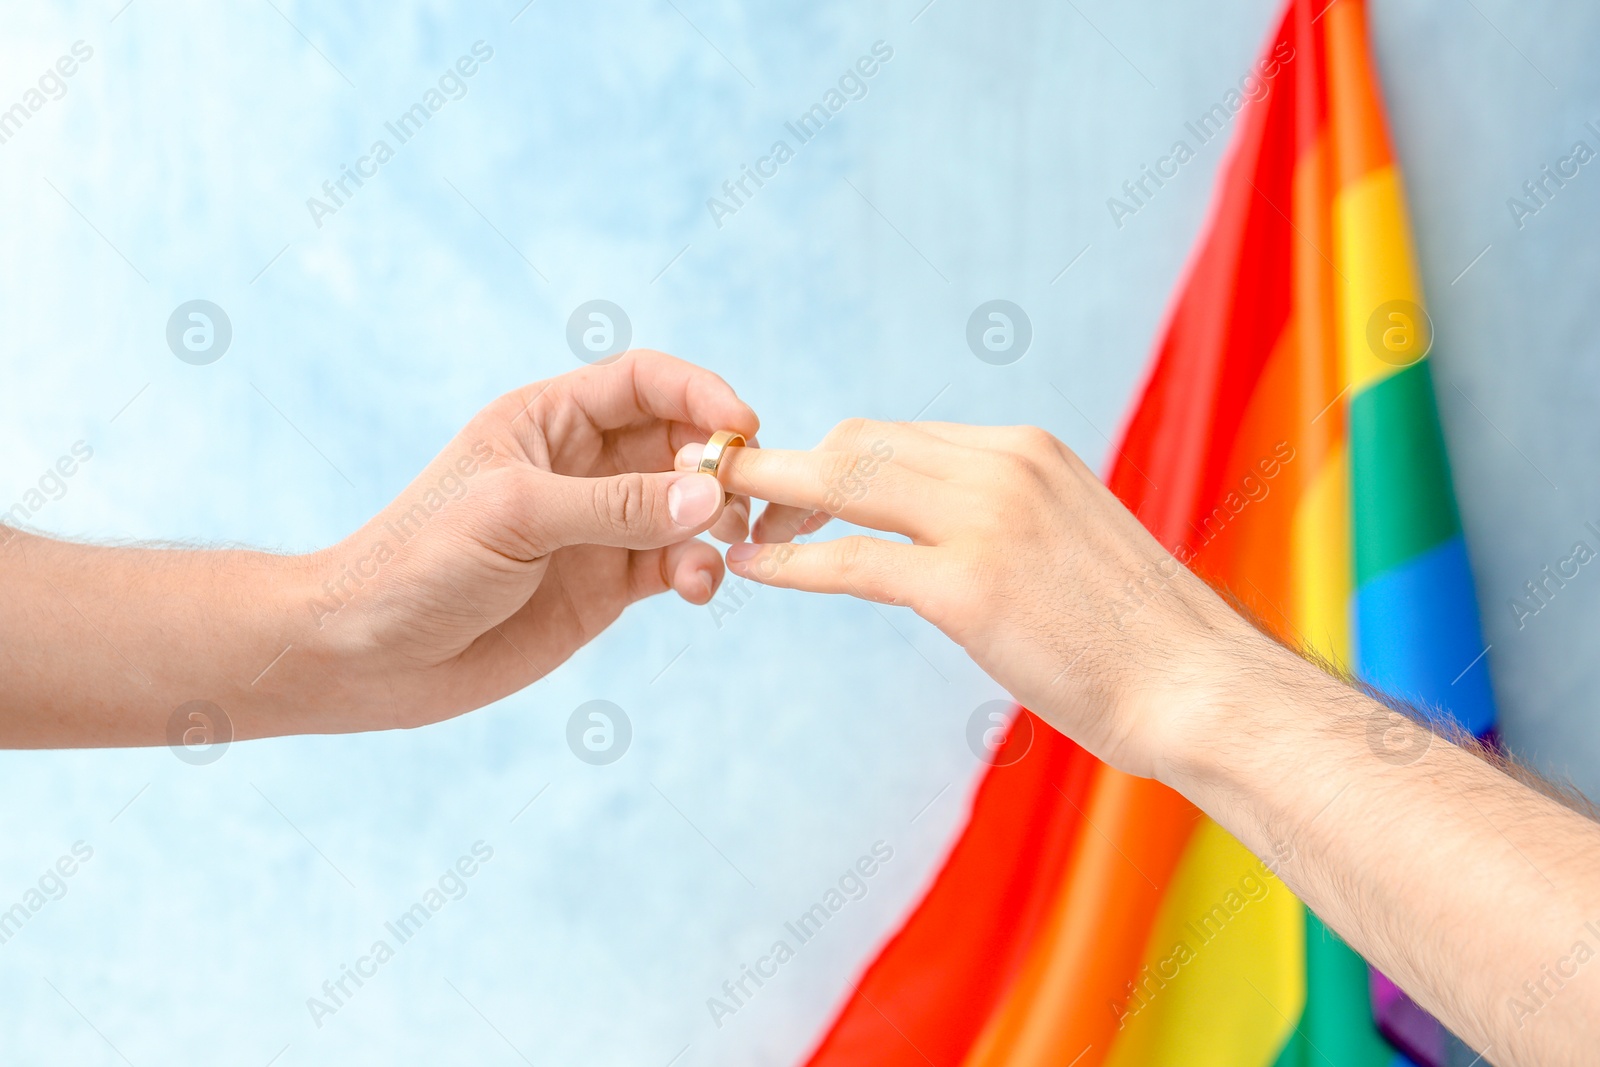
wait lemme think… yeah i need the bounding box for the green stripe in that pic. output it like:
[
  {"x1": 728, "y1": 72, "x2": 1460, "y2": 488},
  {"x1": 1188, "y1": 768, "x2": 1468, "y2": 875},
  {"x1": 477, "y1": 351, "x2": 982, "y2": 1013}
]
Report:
[
  {"x1": 1349, "y1": 359, "x2": 1461, "y2": 586},
  {"x1": 1269, "y1": 912, "x2": 1395, "y2": 1066}
]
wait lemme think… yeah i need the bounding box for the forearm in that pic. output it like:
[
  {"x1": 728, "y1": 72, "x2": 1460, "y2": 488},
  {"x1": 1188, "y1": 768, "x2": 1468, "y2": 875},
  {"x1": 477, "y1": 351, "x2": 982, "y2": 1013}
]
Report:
[
  {"x1": 1158, "y1": 637, "x2": 1600, "y2": 1066},
  {"x1": 0, "y1": 529, "x2": 345, "y2": 746}
]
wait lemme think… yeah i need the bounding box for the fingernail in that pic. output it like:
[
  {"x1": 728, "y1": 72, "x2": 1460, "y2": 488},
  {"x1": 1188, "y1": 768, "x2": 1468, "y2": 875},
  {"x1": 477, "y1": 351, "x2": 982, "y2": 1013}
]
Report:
[
  {"x1": 676, "y1": 442, "x2": 706, "y2": 471},
  {"x1": 668, "y1": 473, "x2": 721, "y2": 527},
  {"x1": 726, "y1": 542, "x2": 760, "y2": 566},
  {"x1": 696, "y1": 569, "x2": 716, "y2": 601}
]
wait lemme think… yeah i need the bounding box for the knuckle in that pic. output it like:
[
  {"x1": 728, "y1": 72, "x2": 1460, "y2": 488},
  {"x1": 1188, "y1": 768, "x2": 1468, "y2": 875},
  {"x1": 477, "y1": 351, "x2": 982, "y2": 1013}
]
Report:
[
  {"x1": 833, "y1": 539, "x2": 885, "y2": 598},
  {"x1": 987, "y1": 426, "x2": 1066, "y2": 488},
  {"x1": 470, "y1": 468, "x2": 542, "y2": 557},
  {"x1": 821, "y1": 451, "x2": 867, "y2": 507},
  {"x1": 988, "y1": 447, "x2": 1036, "y2": 486},
  {"x1": 833, "y1": 538, "x2": 906, "y2": 605},
  {"x1": 823, "y1": 417, "x2": 873, "y2": 449},
  {"x1": 832, "y1": 536, "x2": 868, "y2": 574},
  {"x1": 477, "y1": 467, "x2": 528, "y2": 522},
  {"x1": 493, "y1": 381, "x2": 551, "y2": 423},
  {"x1": 598, "y1": 472, "x2": 651, "y2": 528},
  {"x1": 1007, "y1": 424, "x2": 1059, "y2": 456}
]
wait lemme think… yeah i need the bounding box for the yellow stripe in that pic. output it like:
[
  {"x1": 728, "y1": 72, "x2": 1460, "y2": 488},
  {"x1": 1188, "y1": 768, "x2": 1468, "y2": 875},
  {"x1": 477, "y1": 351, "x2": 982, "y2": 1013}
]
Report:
[
  {"x1": 1101, "y1": 822, "x2": 1305, "y2": 1067},
  {"x1": 1334, "y1": 165, "x2": 1429, "y2": 396},
  {"x1": 1292, "y1": 439, "x2": 1352, "y2": 667}
]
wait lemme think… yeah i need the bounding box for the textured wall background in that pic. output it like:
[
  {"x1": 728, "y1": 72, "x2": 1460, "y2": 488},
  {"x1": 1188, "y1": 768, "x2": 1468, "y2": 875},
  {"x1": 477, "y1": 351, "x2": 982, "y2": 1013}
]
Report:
[{"x1": 0, "y1": 1, "x2": 1595, "y2": 1064}]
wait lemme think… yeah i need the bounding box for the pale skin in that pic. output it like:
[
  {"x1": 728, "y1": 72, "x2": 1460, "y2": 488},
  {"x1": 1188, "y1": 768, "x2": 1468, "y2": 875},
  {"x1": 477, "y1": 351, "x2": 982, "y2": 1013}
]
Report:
[{"x1": 2, "y1": 358, "x2": 1596, "y2": 1064}]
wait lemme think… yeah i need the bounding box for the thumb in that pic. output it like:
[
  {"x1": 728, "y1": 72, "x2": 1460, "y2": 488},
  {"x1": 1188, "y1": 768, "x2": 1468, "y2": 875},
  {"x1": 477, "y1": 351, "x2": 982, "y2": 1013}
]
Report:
[{"x1": 526, "y1": 468, "x2": 725, "y2": 552}]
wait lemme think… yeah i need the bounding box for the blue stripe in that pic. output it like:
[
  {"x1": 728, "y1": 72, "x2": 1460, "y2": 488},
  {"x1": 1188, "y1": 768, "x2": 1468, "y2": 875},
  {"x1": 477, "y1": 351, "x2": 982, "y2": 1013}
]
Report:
[{"x1": 1351, "y1": 535, "x2": 1496, "y2": 735}]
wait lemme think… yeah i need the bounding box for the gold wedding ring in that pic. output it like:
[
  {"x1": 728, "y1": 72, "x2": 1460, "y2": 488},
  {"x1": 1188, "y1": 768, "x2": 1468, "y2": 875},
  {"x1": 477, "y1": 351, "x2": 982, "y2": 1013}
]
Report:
[
  {"x1": 698, "y1": 430, "x2": 746, "y2": 499},
  {"x1": 698, "y1": 430, "x2": 746, "y2": 477}
]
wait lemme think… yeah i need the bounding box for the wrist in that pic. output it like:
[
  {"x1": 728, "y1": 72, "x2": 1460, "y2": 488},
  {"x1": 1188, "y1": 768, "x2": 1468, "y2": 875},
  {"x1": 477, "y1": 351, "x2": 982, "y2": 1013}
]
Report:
[
  {"x1": 230, "y1": 546, "x2": 386, "y2": 736},
  {"x1": 287, "y1": 544, "x2": 383, "y2": 663},
  {"x1": 1140, "y1": 617, "x2": 1332, "y2": 794},
  {"x1": 1143, "y1": 625, "x2": 1369, "y2": 849}
]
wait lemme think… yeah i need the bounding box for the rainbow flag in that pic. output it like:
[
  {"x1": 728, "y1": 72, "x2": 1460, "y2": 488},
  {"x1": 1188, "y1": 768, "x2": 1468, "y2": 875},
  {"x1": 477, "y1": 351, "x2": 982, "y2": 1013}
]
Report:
[{"x1": 799, "y1": 1, "x2": 1494, "y2": 1064}]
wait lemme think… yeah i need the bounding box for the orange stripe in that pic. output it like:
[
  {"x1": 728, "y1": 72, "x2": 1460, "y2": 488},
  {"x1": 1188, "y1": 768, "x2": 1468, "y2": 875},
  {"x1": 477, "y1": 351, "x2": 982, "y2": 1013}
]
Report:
[
  {"x1": 1290, "y1": 122, "x2": 1342, "y2": 447},
  {"x1": 1191, "y1": 323, "x2": 1310, "y2": 633},
  {"x1": 1325, "y1": 0, "x2": 1392, "y2": 189}
]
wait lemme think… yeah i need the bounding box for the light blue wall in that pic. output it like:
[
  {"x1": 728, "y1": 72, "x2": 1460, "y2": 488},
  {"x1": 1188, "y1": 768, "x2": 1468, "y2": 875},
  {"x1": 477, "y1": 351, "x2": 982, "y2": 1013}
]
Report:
[{"x1": 0, "y1": 1, "x2": 1594, "y2": 1064}]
